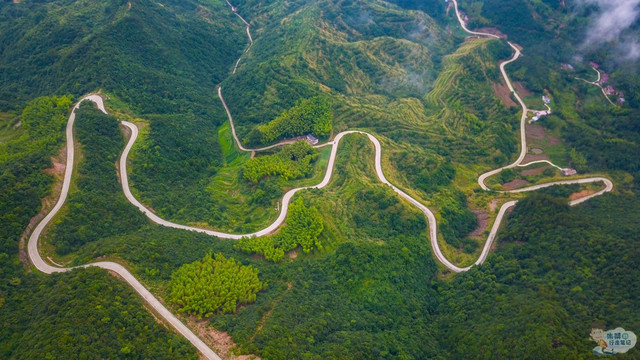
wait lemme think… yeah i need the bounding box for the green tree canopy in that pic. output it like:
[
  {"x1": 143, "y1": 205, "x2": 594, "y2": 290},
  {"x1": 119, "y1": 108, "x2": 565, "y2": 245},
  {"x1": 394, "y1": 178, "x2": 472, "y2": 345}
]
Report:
[
  {"x1": 168, "y1": 253, "x2": 263, "y2": 319},
  {"x1": 256, "y1": 97, "x2": 332, "y2": 144},
  {"x1": 236, "y1": 197, "x2": 324, "y2": 262},
  {"x1": 242, "y1": 140, "x2": 318, "y2": 183}
]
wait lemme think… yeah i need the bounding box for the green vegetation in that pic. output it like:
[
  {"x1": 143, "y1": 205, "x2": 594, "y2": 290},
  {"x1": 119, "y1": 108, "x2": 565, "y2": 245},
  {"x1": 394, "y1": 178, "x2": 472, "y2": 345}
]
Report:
[
  {"x1": 250, "y1": 97, "x2": 332, "y2": 145},
  {"x1": 49, "y1": 129, "x2": 640, "y2": 360},
  {"x1": 169, "y1": 253, "x2": 263, "y2": 319},
  {"x1": 0, "y1": 0, "x2": 243, "y2": 113},
  {"x1": 243, "y1": 141, "x2": 318, "y2": 183},
  {"x1": 438, "y1": 189, "x2": 478, "y2": 251},
  {"x1": 236, "y1": 197, "x2": 324, "y2": 262},
  {"x1": 0, "y1": 96, "x2": 71, "y2": 258},
  {"x1": 0, "y1": 268, "x2": 197, "y2": 359},
  {"x1": 0, "y1": 98, "x2": 196, "y2": 359},
  {"x1": 391, "y1": 150, "x2": 456, "y2": 193},
  {"x1": 350, "y1": 186, "x2": 426, "y2": 241},
  {"x1": 50, "y1": 103, "x2": 148, "y2": 254},
  {"x1": 222, "y1": 0, "x2": 455, "y2": 140},
  {"x1": 3, "y1": 0, "x2": 640, "y2": 358},
  {"x1": 0, "y1": 0, "x2": 246, "y2": 236},
  {"x1": 437, "y1": 193, "x2": 640, "y2": 359},
  {"x1": 458, "y1": 0, "x2": 640, "y2": 185}
]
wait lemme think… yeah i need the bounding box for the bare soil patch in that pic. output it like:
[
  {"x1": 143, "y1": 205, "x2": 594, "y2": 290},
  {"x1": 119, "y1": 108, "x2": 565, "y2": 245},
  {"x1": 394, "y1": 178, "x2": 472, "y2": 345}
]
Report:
[
  {"x1": 43, "y1": 146, "x2": 67, "y2": 176},
  {"x1": 523, "y1": 153, "x2": 549, "y2": 163},
  {"x1": 287, "y1": 250, "x2": 298, "y2": 259},
  {"x1": 547, "y1": 134, "x2": 561, "y2": 146},
  {"x1": 513, "y1": 82, "x2": 533, "y2": 97},
  {"x1": 492, "y1": 82, "x2": 517, "y2": 108},
  {"x1": 489, "y1": 199, "x2": 499, "y2": 212},
  {"x1": 503, "y1": 179, "x2": 530, "y2": 191},
  {"x1": 520, "y1": 164, "x2": 550, "y2": 176},
  {"x1": 526, "y1": 124, "x2": 545, "y2": 140},
  {"x1": 468, "y1": 210, "x2": 489, "y2": 238},
  {"x1": 188, "y1": 317, "x2": 260, "y2": 360},
  {"x1": 44, "y1": 161, "x2": 65, "y2": 175},
  {"x1": 526, "y1": 124, "x2": 562, "y2": 147},
  {"x1": 569, "y1": 189, "x2": 595, "y2": 201}
]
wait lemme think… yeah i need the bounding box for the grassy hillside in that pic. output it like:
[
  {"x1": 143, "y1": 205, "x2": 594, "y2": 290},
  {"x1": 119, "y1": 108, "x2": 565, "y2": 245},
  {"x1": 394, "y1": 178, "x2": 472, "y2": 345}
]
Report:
[{"x1": 222, "y1": 0, "x2": 455, "y2": 135}]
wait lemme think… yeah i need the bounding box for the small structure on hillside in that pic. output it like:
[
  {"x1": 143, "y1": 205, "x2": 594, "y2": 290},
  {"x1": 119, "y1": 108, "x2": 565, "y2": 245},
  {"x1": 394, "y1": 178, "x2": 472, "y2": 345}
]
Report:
[
  {"x1": 604, "y1": 86, "x2": 615, "y2": 95},
  {"x1": 590, "y1": 61, "x2": 599, "y2": 68},
  {"x1": 561, "y1": 168, "x2": 577, "y2": 176},
  {"x1": 600, "y1": 73, "x2": 609, "y2": 84},
  {"x1": 529, "y1": 109, "x2": 551, "y2": 123},
  {"x1": 561, "y1": 63, "x2": 574, "y2": 71},
  {"x1": 542, "y1": 95, "x2": 551, "y2": 104},
  {"x1": 305, "y1": 134, "x2": 319, "y2": 145}
]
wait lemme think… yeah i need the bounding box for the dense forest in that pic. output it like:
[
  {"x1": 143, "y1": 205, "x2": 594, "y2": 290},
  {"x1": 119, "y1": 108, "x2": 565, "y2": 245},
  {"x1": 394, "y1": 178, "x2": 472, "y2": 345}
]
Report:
[
  {"x1": 1, "y1": 0, "x2": 640, "y2": 358},
  {"x1": 250, "y1": 97, "x2": 332, "y2": 145},
  {"x1": 236, "y1": 197, "x2": 325, "y2": 262},
  {"x1": 169, "y1": 253, "x2": 263, "y2": 318},
  {"x1": 49, "y1": 104, "x2": 148, "y2": 254},
  {"x1": 0, "y1": 97, "x2": 197, "y2": 359},
  {"x1": 243, "y1": 141, "x2": 319, "y2": 183}
]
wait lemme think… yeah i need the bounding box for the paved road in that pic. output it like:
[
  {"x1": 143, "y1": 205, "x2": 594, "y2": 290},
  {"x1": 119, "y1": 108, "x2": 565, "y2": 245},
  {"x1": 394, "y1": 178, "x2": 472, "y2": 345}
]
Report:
[
  {"x1": 451, "y1": 0, "x2": 613, "y2": 255},
  {"x1": 28, "y1": 3, "x2": 616, "y2": 358},
  {"x1": 452, "y1": 0, "x2": 500, "y2": 39},
  {"x1": 27, "y1": 96, "x2": 223, "y2": 360},
  {"x1": 225, "y1": 0, "x2": 252, "y2": 74},
  {"x1": 140, "y1": 1, "x2": 611, "y2": 272}
]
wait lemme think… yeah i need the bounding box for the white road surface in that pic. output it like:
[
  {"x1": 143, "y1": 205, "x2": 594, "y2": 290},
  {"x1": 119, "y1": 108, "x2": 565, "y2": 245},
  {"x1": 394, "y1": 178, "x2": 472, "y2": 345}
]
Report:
[
  {"x1": 27, "y1": 2, "x2": 615, "y2": 358},
  {"x1": 225, "y1": 0, "x2": 252, "y2": 74},
  {"x1": 27, "y1": 96, "x2": 222, "y2": 360}
]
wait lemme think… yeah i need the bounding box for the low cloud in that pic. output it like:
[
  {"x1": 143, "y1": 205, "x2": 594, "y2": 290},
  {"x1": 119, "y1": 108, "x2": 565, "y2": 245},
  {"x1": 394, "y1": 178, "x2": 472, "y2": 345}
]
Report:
[{"x1": 578, "y1": 0, "x2": 640, "y2": 60}]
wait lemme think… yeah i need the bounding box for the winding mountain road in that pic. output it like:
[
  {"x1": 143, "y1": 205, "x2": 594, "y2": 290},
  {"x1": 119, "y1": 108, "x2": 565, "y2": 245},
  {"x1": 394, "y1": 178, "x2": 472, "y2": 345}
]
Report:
[
  {"x1": 26, "y1": 96, "x2": 223, "y2": 360},
  {"x1": 225, "y1": 0, "x2": 253, "y2": 74},
  {"x1": 26, "y1": 1, "x2": 615, "y2": 358},
  {"x1": 575, "y1": 67, "x2": 618, "y2": 107}
]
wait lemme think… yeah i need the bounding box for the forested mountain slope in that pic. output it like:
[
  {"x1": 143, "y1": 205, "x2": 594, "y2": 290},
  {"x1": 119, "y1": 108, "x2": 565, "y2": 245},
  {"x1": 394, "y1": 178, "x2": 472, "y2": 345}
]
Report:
[
  {"x1": 1, "y1": 0, "x2": 639, "y2": 359},
  {"x1": 0, "y1": 0, "x2": 243, "y2": 113}
]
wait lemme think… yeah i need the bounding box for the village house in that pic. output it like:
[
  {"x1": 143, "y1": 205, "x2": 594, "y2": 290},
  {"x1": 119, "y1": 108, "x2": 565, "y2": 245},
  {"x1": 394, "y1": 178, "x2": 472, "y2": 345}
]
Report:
[
  {"x1": 305, "y1": 134, "x2": 319, "y2": 145},
  {"x1": 561, "y1": 63, "x2": 574, "y2": 71},
  {"x1": 561, "y1": 168, "x2": 577, "y2": 176},
  {"x1": 604, "y1": 86, "x2": 615, "y2": 95},
  {"x1": 589, "y1": 61, "x2": 599, "y2": 68}
]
